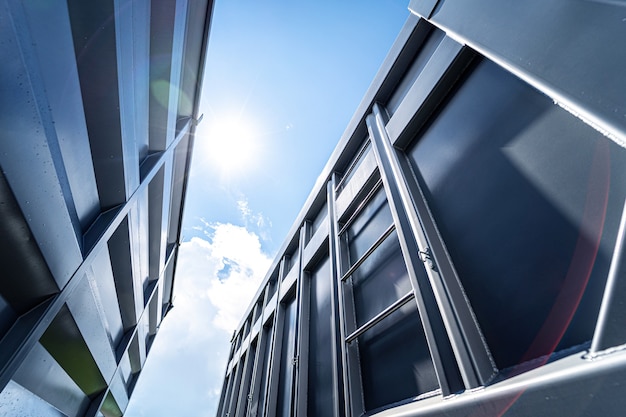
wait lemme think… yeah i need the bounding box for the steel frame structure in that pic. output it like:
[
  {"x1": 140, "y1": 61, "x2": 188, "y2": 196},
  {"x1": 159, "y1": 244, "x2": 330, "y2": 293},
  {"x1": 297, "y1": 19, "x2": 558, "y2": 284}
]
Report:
[
  {"x1": 218, "y1": 2, "x2": 626, "y2": 416},
  {"x1": 0, "y1": 0, "x2": 213, "y2": 415}
]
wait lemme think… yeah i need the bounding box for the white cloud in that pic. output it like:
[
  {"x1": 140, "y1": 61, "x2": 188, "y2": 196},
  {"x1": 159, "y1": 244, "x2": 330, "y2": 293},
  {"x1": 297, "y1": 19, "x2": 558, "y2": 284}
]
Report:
[
  {"x1": 206, "y1": 223, "x2": 272, "y2": 331},
  {"x1": 237, "y1": 197, "x2": 273, "y2": 243},
  {"x1": 125, "y1": 221, "x2": 272, "y2": 417}
]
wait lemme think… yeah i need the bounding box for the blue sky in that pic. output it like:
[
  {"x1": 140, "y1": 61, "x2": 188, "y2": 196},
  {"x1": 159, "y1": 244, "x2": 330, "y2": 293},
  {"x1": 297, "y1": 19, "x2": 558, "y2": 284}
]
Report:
[{"x1": 125, "y1": 2, "x2": 409, "y2": 416}]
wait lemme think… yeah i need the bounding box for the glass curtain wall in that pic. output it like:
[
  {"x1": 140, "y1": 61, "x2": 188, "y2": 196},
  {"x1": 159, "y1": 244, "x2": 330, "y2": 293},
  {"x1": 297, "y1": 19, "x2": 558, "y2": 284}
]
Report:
[
  {"x1": 338, "y1": 183, "x2": 439, "y2": 412},
  {"x1": 402, "y1": 57, "x2": 626, "y2": 372},
  {"x1": 216, "y1": 16, "x2": 626, "y2": 417}
]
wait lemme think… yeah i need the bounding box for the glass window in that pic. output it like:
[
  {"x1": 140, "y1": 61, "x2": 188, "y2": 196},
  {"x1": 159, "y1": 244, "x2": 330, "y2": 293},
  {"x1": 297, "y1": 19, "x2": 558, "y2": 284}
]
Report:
[
  {"x1": 407, "y1": 58, "x2": 626, "y2": 370},
  {"x1": 239, "y1": 341, "x2": 257, "y2": 416},
  {"x1": 276, "y1": 297, "x2": 297, "y2": 417},
  {"x1": 358, "y1": 303, "x2": 439, "y2": 411},
  {"x1": 345, "y1": 187, "x2": 394, "y2": 264},
  {"x1": 229, "y1": 356, "x2": 245, "y2": 415},
  {"x1": 351, "y1": 232, "x2": 413, "y2": 327},
  {"x1": 341, "y1": 186, "x2": 438, "y2": 412},
  {"x1": 251, "y1": 324, "x2": 273, "y2": 417},
  {"x1": 309, "y1": 203, "x2": 328, "y2": 240},
  {"x1": 284, "y1": 244, "x2": 299, "y2": 278},
  {"x1": 267, "y1": 270, "x2": 279, "y2": 300},
  {"x1": 337, "y1": 141, "x2": 371, "y2": 194},
  {"x1": 307, "y1": 257, "x2": 334, "y2": 416}
]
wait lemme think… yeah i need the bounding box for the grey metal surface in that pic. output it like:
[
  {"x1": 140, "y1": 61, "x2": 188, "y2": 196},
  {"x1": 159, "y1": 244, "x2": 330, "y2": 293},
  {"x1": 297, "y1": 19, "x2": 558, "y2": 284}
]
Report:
[
  {"x1": 1, "y1": 0, "x2": 84, "y2": 288},
  {"x1": 418, "y1": 0, "x2": 626, "y2": 147},
  {"x1": 591, "y1": 199, "x2": 626, "y2": 353},
  {"x1": 368, "y1": 109, "x2": 465, "y2": 396},
  {"x1": 218, "y1": 2, "x2": 626, "y2": 416},
  {"x1": 0, "y1": 0, "x2": 209, "y2": 409}
]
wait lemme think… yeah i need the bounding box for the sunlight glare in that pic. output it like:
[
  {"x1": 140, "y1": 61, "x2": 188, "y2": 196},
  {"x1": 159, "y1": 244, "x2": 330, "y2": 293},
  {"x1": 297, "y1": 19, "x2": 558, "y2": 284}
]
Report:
[{"x1": 204, "y1": 115, "x2": 260, "y2": 176}]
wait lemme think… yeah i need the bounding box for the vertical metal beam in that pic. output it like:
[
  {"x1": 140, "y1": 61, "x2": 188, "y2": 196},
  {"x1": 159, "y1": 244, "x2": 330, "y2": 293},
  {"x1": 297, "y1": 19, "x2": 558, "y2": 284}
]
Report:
[
  {"x1": 330, "y1": 173, "x2": 359, "y2": 417},
  {"x1": 294, "y1": 224, "x2": 309, "y2": 417},
  {"x1": 368, "y1": 104, "x2": 482, "y2": 395},
  {"x1": 327, "y1": 175, "x2": 346, "y2": 417},
  {"x1": 246, "y1": 287, "x2": 269, "y2": 417},
  {"x1": 263, "y1": 259, "x2": 286, "y2": 417},
  {"x1": 590, "y1": 199, "x2": 626, "y2": 354}
]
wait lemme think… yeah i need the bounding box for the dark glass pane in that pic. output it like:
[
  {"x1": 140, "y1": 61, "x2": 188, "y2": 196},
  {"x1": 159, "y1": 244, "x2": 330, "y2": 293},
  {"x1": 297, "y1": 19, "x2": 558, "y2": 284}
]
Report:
[
  {"x1": 240, "y1": 342, "x2": 257, "y2": 416},
  {"x1": 339, "y1": 142, "x2": 371, "y2": 192},
  {"x1": 358, "y1": 303, "x2": 439, "y2": 411},
  {"x1": 351, "y1": 232, "x2": 413, "y2": 327},
  {"x1": 252, "y1": 325, "x2": 273, "y2": 417},
  {"x1": 276, "y1": 297, "x2": 297, "y2": 417},
  {"x1": 222, "y1": 369, "x2": 236, "y2": 416},
  {"x1": 308, "y1": 257, "x2": 334, "y2": 417},
  {"x1": 284, "y1": 245, "x2": 299, "y2": 278},
  {"x1": 310, "y1": 204, "x2": 328, "y2": 238},
  {"x1": 407, "y1": 59, "x2": 626, "y2": 370},
  {"x1": 229, "y1": 352, "x2": 245, "y2": 414},
  {"x1": 346, "y1": 187, "x2": 393, "y2": 266}
]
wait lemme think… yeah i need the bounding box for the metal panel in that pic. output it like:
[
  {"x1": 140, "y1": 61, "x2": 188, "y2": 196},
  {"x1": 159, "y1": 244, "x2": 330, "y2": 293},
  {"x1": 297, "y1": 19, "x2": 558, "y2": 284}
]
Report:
[
  {"x1": 39, "y1": 305, "x2": 108, "y2": 397},
  {"x1": 114, "y1": 0, "x2": 142, "y2": 197},
  {"x1": 0, "y1": 380, "x2": 65, "y2": 417},
  {"x1": 20, "y1": 0, "x2": 100, "y2": 231},
  {"x1": 66, "y1": 275, "x2": 117, "y2": 383},
  {"x1": 108, "y1": 371, "x2": 129, "y2": 413},
  {"x1": 133, "y1": 0, "x2": 151, "y2": 163},
  {"x1": 328, "y1": 175, "x2": 347, "y2": 417},
  {"x1": 89, "y1": 246, "x2": 124, "y2": 348},
  {"x1": 366, "y1": 349, "x2": 626, "y2": 417},
  {"x1": 177, "y1": 0, "x2": 209, "y2": 118},
  {"x1": 167, "y1": 135, "x2": 191, "y2": 246},
  {"x1": 423, "y1": 0, "x2": 626, "y2": 146},
  {"x1": 149, "y1": 0, "x2": 178, "y2": 151},
  {"x1": 368, "y1": 108, "x2": 467, "y2": 395},
  {"x1": 386, "y1": 36, "x2": 474, "y2": 146},
  {"x1": 108, "y1": 217, "x2": 140, "y2": 331},
  {"x1": 0, "y1": 0, "x2": 84, "y2": 288},
  {"x1": 165, "y1": 0, "x2": 189, "y2": 144},
  {"x1": 13, "y1": 342, "x2": 89, "y2": 417},
  {"x1": 408, "y1": 0, "x2": 443, "y2": 18},
  {"x1": 100, "y1": 391, "x2": 123, "y2": 417},
  {"x1": 131, "y1": 190, "x2": 151, "y2": 296},
  {"x1": 67, "y1": 0, "x2": 128, "y2": 210},
  {"x1": 335, "y1": 146, "x2": 379, "y2": 221},
  {"x1": 301, "y1": 219, "x2": 329, "y2": 271},
  {"x1": 591, "y1": 199, "x2": 626, "y2": 353},
  {"x1": 386, "y1": 23, "x2": 445, "y2": 116},
  {"x1": 0, "y1": 296, "x2": 16, "y2": 341},
  {"x1": 0, "y1": 172, "x2": 59, "y2": 316},
  {"x1": 148, "y1": 161, "x2": 173, "y2": 281}
]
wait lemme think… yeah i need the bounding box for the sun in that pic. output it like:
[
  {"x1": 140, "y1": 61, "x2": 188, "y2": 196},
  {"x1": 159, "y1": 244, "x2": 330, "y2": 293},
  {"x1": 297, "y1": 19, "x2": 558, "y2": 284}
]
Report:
[{"x1": 202, "y1": 114, "x2": 260, "y2": 176}]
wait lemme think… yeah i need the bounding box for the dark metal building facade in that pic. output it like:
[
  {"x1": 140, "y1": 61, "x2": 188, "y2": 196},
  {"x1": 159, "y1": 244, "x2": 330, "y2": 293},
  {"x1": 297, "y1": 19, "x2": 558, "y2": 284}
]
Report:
[
  {"x1": 217, "y1": 1, "x2": 626, "y2": 416},
  {"x1": 0, "y1": 0, "x2": 212, "y2": 415}
]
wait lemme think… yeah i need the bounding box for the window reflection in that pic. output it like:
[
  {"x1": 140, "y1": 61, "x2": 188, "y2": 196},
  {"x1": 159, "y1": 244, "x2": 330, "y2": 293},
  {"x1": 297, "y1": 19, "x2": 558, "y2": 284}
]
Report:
[
  {"x1": 341, "y1": 186, "x2": 438, "y2": 412},
  {"x1": 407, "y1": 58, "x2": 626, "y2": 370}
]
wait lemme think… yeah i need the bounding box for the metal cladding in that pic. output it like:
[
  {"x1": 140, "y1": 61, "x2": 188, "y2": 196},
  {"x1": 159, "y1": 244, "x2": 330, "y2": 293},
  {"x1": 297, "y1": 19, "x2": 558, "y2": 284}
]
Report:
[
  {"x1": 0, "y1": 0, "x2": 212, "y2": 415},
  {"x1": 218, "y1": 2, "x2": 626, "y2": 417}
]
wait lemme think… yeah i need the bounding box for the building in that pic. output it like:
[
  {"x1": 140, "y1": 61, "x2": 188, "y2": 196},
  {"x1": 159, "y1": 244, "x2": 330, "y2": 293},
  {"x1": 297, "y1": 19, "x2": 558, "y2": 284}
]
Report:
[
  {"x1": 217, "y1": 1, "x2": 626, "y2": 416},
  {"x1": 0, "y1": 0, "x2": 212, "y2": 415}
]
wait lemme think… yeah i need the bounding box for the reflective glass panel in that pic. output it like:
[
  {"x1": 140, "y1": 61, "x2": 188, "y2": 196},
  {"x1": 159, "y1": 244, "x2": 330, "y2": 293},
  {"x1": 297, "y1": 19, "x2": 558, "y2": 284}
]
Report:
[
  {"x1": 358, "y1": 303, "x2": 438, "y2": 411},
  {"x1": 308, "y1": 257, "x2": 334, "y2": 416},
  {"x1": 251, "y1": 324, "x2": 273, "y2": 417},
  {"x1": 351, "y1": 231, "x2": 412, "y2": 327},
  {"x1": 407, "y1": 58, "x2": 626, "y2": 370},
  {"x1": 277, "y1": 297, "x2": 297, "y2": 417},
  {"x1": 346, "y1": 187, "x2": 393, "y2": 266}
]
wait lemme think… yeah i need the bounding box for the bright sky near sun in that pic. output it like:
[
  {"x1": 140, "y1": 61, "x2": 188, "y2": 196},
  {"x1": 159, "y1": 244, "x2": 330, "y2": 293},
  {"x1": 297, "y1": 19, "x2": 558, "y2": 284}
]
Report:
[{"x1": 125, "y1": 2, "x2": 409, "y2": 416}]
